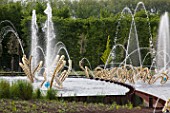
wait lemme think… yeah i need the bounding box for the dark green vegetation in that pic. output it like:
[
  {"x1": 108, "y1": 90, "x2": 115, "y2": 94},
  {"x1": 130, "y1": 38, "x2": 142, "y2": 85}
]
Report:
[
  {"x1": 0, "y1": 99, "x2": 158, "y2": 113},
  {"x1": 0, "y1": 80, "x2": 33, "y2": 100},
  {"x1": 0, "y1": 80, "x2": 10, "y2": 98},
  {"x1": 0, "y1": 0, "x2": 168, "y2": 70},
  {"x1": 10, "y1": 80, "x2": 33, "y2": 100},
  {"x1": 34, "y1": 88, "x2": 42, "y2": 99},
  {"x1": 0, "y1": 80, "x2": 57, "y2": 100},
  {"x1": 46, "y1": 89, "x2": 57, "y2": 100}
]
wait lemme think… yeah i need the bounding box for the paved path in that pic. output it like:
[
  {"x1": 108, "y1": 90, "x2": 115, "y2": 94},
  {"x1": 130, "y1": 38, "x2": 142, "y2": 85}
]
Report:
[
  {"x1": 129, "y1": 80, "x2": 170, "y2": 101},
  {"x1": 53, "y1": 78, "x2": 129, "y2": 97}
]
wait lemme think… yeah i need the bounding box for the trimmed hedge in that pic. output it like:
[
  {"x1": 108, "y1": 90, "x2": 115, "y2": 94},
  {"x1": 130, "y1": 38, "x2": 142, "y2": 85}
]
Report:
[
  {"x1": 21, "y1": 13, "x2": 159, "y2": 69},
  {"x1": 0, "y1": 1, "x2": 161, "y2": 70}
]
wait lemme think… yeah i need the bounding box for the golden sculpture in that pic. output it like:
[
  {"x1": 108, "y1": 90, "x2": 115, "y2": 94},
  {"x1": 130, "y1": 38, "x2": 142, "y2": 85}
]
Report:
[
  {"x1": 79, "y1": 58, "x2": 169, "y2": 85},
  {"x1": 134, "y1": 66, "x2": 169, "y2": 84},
  {"x1": 162, "y1": 98, "x2": 170, "y2": 113},
  {"x1": 40, "y1": 55, "x2": 72, "y2": 89},
  {"x1": 79, "y1": 60, "x2": 120, "y2": 81},
  {"x1": 19, "y1": 55, "x2": 72, "y2": 89},
  {"x1": 19, "y1": 55, "x2": 43, "y2": 83},
  {"x1": 79, "y1": 60, "x2": 94, "y2": 78}
]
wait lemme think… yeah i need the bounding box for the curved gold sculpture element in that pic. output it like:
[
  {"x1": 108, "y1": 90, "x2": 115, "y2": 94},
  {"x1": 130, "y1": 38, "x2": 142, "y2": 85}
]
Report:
[
  {"x1": 41, "y1": 55, "x2": 72, "y2": 89},
  {"x1": 162, "y1": 98, "x2": 170, "y2": 113},
  {"x1": 79, "y1": 60, "x2": 123, "y2": 81},
  {"x1": 148, "y1": 72, "x2": 169, "y2": 85},
  {"x1": 79, "y1": 60, "x2": 94, "y2": 78},
  {"x1": 19, "y1": 55, "x2": 43, "y2": 83},
  {"x1": 134, "y1": 66, "x2": 150, "y2": 83},
  {"x1": 20, "y1": 55, "x2": 72, "y2": 89},
  {"x1": 79, "y1": 58, "x2": 169, "y2": 85}
]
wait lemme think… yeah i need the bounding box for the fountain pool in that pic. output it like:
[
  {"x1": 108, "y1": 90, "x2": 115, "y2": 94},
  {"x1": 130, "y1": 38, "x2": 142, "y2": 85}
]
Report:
[{"x1": 0, "y1": 76, "x2": 129, "y2": 97}]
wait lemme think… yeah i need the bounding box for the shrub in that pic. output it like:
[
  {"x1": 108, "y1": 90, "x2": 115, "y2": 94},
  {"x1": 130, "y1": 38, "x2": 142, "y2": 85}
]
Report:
[
  {"x1": 33, "y1": 88, "x2": 42, "y2": 99},
  {"x1": 0, "y1": 80, "x2": 10, "y2": 98},
  {"x1": 126, "y1": 101, "x2": 133, "y2": 110},
  {"x1": 46, "y1": 89, "x2": 57, "y2": 100},
  {"x1": 10, "y1": 80, "x2": 33, "y2": 100}
]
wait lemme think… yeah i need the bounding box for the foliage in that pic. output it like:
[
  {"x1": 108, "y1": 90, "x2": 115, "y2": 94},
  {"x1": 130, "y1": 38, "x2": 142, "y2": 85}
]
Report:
[
  {"x1": 0, "y1": 1, "x2": 161, "y2": 70},
  {"x1": 0, "y1": 80, "x2": 10, "y2": 98},
  {"x1": 10, "y1": 80, "x2": 33, "y2": 100},
  {"x1": 0, "y1": 99, "x2": 151, "y2": 113},
  {"x1": 126, "y1": 101, "x2": 133, "y2": 110},
  {"x1": 20, "y1": 11, "x2": 159, "y2": 69},
  {"x1": 46, "y1": 89, "x2": 57, "y2": 100},
  {"x1": 100, "y1": 35, "x2": 111, "y2": 64},
  {"x1": 53, "y1": 6, "x2": 71, "y2": 19},
  {"x1": 108, "y1": 102, "x2": 135, "y2": 110},
  {"x1": 50, "y1": 0, "x2": 170, "y2": 17},
  {"x1": 33, "y1": 88, "x2": 42, "y2": 99}
]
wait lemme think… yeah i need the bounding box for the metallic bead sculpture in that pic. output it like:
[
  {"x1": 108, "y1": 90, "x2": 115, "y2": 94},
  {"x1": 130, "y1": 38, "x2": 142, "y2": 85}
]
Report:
[
  {"x1": 79, "y1": 59, "x2": 169, "y2": 85},
  {"x1": 162, "y1": 98, "x2": 170, "y2": 113},
  {"x1": 19, "y1": 55, "x2": 72, "y2": 89},
  {"x1": 40, "y1": 55, "x2": 72, "y2": 89},
  {"x1": 19, "y1": 55, "x2": 43, "y2": 83}
]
